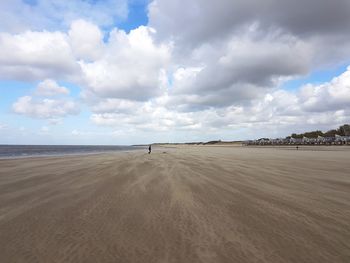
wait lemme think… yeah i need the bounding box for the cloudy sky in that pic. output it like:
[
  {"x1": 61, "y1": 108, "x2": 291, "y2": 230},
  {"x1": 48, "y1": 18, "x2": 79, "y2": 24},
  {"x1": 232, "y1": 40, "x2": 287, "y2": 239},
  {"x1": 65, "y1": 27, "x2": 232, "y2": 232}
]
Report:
[{"x1": 1, "y1": 0, "x2": 350, "y2": 145}]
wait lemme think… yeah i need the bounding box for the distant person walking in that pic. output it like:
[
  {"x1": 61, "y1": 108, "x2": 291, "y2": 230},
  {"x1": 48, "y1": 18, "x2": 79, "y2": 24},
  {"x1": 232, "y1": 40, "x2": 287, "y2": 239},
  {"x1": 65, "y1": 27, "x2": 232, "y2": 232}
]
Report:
[{"x1": 148, "y1": 145, "x2": 152, "y2": 154}]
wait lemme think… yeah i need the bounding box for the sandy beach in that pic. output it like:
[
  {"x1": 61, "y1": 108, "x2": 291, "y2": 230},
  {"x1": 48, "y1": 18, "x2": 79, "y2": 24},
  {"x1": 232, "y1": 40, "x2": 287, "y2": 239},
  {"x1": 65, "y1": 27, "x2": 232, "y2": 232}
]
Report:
[{"x1": 0, "y1": 146, "x2": 349, "y2": 263}]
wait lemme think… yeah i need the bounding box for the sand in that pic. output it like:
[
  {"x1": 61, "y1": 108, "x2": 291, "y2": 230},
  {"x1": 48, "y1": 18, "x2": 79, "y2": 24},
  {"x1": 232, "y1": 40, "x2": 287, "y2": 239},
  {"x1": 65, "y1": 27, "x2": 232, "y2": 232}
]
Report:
[{"x1": 0, "y1": 146, "x2": 349, "y2": 263}]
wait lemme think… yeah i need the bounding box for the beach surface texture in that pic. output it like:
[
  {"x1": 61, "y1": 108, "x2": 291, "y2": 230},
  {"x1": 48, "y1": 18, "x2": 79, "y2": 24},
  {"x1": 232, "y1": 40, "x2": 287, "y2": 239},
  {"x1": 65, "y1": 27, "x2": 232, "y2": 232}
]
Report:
[{"x1": 0, "y1": 146, "x2": 349, "y2": 262}]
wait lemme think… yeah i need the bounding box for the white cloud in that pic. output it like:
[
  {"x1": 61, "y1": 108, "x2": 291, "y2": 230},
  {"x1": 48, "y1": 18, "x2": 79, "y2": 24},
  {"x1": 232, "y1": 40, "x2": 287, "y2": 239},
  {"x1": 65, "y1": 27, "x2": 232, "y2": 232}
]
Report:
[
  {"x1": 0, "y1": 17, "x2": 168, "y2": 95},
  {"x1": 90, "y1": 98, "x2": 142, "y2": 114},
  {"x1": 35, "y1": 79, "x2": 70, "y2": 96},
  {"x1": 299, "y1": 67, "x2": 350, "y2": 112},
  {"x1": 12, "y1": 78, "x2": 79, "y2": 120},
  {"x1": 90, "y1": 98, "x2": 202, "y2": 132},
  {"x1": 80, "y1": 26, "x2": 172, "y2": 101},
  {"x1": 13, "y1": 96, "x2": 79, "y2": 119},
  {"x1": 68, "y1": 19, "x2": 104, "y2": 61},
  {"x1": 0, "y1": 30, "x2": 78, "y2": 81}
]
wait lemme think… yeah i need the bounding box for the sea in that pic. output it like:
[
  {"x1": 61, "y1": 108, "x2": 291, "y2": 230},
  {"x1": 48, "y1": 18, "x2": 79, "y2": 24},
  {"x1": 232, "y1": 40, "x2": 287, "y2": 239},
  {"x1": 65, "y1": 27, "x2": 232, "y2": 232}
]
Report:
[{"x1": 0, "y1": 145, "x2": 145, "y2": 159}]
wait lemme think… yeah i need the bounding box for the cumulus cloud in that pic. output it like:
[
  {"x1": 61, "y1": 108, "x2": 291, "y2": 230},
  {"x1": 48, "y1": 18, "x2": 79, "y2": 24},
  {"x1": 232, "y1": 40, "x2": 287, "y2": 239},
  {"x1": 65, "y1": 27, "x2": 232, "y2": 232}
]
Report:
[
  {"x1": 13, "y1": 96, "x2": 79, "y2": 119},
  {"x1": 89, "y1": 98, "x2": 142, "y2": 114},
  {"x1": 0, "y1": 30, "x2": 78, "y2": 81},
  {"x1": 91, "y1": 109, "x2": 201, "y2": 132},
  {"x1": 166, "y1": 33, "x2": 311, "y2": 109},
  {"x1": 68, "y1": 19, "x2": 104, "y2": 61},
  {"x1": 79, "y1": 26, "x2": 171, "y2": 101},
  {"x1": 299, "y1": 67, "x2": 350, "y2": 112},
  {"x1": 35, "y1": 79, "x2": 70, "y2": 96},
  {"x1": 12, "y1": 79, "x2": 79, "y2": 119},
  {"x1": 148, "y1": 0, "x2": 350, "y2": 111},
  {"x1": 0, "y1": 18, "x2": 172, "y2": 94}
]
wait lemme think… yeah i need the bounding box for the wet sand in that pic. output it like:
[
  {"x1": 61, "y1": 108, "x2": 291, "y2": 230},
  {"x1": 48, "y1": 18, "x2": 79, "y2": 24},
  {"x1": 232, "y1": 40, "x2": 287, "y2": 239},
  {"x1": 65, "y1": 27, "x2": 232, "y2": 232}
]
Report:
[{"x1": 0, "y1": 146, "x2": 349, "y2": 262}]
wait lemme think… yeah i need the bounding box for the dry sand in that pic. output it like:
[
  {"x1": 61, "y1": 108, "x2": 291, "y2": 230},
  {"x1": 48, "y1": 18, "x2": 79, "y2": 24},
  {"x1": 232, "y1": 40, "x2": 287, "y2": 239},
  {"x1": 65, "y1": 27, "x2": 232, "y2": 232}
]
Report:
[{"x1": 0, "y1": 146, "x2": 349, "y2": 263}]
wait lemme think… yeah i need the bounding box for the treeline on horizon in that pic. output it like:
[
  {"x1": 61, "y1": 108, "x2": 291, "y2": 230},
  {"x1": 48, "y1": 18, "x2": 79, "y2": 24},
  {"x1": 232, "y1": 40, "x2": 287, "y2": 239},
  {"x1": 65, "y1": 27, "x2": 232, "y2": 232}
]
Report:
[{"x1": 287, "y1": 124, "x2": 350, "y2": 139}]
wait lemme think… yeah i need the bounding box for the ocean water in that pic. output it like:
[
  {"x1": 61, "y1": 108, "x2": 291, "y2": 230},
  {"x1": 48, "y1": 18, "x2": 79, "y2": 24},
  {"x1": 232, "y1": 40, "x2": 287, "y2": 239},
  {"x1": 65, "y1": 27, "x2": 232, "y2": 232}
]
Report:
[{"x1": 0, "y1": 145, "x2": 145, "y2": 159}]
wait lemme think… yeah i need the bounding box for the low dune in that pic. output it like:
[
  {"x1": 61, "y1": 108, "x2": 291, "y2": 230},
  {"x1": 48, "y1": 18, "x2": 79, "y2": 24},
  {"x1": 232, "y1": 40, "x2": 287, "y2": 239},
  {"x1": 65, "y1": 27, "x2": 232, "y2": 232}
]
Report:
[{"x1": 0, "y1": 146, "x2": 349, "y2": 262}]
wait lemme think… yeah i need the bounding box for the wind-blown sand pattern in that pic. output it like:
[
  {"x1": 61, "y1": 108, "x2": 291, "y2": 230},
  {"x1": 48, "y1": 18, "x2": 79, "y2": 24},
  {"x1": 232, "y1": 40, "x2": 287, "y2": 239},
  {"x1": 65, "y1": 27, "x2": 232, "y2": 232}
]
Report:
[{"x1": 0, "y1": 146, "x2": 349, "y2": 263}]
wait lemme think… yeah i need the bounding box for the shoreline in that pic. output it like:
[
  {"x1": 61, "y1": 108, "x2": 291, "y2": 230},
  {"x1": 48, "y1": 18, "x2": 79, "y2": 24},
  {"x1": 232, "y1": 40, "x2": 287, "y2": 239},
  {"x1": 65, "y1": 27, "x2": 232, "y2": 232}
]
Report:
[{"x1": 0, "y1": 146, "x2": 146, "y2": 160}]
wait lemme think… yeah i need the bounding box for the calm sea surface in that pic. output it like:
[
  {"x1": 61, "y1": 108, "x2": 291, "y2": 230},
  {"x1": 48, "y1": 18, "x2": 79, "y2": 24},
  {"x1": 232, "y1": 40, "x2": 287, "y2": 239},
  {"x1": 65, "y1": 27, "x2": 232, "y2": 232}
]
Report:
[{"x1": 0, "y1": 145, "x2": 145, "y2": 159}]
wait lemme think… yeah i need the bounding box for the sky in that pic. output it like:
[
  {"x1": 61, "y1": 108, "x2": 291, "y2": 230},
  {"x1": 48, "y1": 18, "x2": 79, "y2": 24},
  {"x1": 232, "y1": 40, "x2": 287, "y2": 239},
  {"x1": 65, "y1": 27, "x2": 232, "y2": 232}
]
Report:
[{"x1": 1, "y1": 0, "x2": 350, "y2": 145}]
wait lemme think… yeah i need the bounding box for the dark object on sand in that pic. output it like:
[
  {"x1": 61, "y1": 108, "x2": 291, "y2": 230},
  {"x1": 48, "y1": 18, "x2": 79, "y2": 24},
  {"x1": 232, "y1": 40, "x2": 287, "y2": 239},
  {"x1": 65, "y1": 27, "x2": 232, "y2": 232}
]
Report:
[
  {"x1": 296, "y1": 146, "x2": 299, "y2": 150},
  {"x1": 148, "y1": 145, "x2": 152, "y2": 154}
]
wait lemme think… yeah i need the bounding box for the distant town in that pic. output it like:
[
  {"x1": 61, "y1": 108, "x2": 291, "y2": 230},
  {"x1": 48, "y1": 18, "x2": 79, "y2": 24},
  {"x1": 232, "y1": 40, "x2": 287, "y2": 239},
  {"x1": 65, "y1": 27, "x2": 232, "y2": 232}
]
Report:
[{"x1": 245, "y1": 124, "x2": 350, "y2": 146}]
